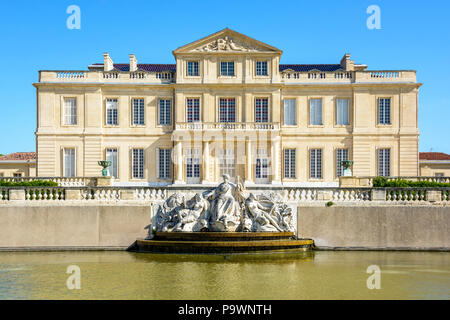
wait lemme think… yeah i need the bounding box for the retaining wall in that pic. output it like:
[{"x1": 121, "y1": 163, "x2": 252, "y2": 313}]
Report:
[{"x1": 0, "y1": 202, "x2": 448, "y2": 250}]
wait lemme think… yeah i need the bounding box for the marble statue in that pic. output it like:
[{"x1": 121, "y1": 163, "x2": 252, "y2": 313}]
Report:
[{"x1": 150, "y1": 175, "x2": 295, "y2": 233}]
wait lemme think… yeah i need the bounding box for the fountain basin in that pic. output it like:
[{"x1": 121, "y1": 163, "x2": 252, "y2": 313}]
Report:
[{"x1": 127, "y1": 232, "x2": 314, "y2": 254}]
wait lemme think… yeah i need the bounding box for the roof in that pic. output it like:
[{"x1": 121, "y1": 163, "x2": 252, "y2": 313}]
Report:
[
  {"x1": 92, "y1": 63, "x2": 343, "y2": 73},
  {"x1": 91, "y1": 63, "x2": 176, "y2": 72},
  {"x1": 279, "y1": 64, "x2": 343, "y2": 72},
  {"x1": 0, "y1": 152, "x2": 36, "y2": 161},
  {"x1": 419, "y1": 152, "x2": 450, "y2": 161}
]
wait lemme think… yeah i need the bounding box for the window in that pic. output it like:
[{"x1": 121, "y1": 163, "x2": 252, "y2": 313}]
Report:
[
  {"x1": 106, "y1": 148, "x2": 118, "y2": 178},
  {"x1": 336, "y1": 99, "x2": 349, "y2": 125},
  {"x1": 218, "y1": 149, "x2": 235, "y2": 180},
  {"x1": 255, "y1": 98, "x2": 269, "y2": 123},
  {"x1": 132, "y1": 149, "x2": 144, "y2": 179},
  {"x1": 159, "y1": 99, "x2": 171, "y2": 125},
  {"x1": 63, "y1": 98, "x2": 77, "y2": 125},
  {"x1": 106, "y1": 99, "x2": 118, "y2": 125},
  {"x1": 220, "y1": 61, "x2": 235, "y2": 76},
  {"x1": 310, "y1": 99, "x2": 322, "y2": 125},
  {"x1": 158, "y1": 148, "x2": 171, "y2": 179},
  {"x1": 284, "y1": 99, "x2": 296, "y2": 125},
  {"x1": 336, "y1": 149, "x2": 349, "y2": 177},
  {"x1": 219, "y1": 98, "x2": 236, "y2": 123},
  {"x1": 435, "y1": 173, "x2": 444, "y2": 177},
  {"x1": 255, "y1": 149, "x2": 269, "y2": 180},
  {"x1": 284, "y1": 149, "x2": 296, "y2": 179},
  {"x1": 132, "y1": 98, "x2": 145, "y2": 125},
  {"x1": 378, "y1": 98, "x2": 391, "y2": 125},
  {"x1": 256, "y1": 61, "x2": 268, "y2": 76},
  {"x1": 63, "y1": 148, "x2": 76, "y2": 177},
  {"x1": 310, "y1": 149, "x2": 322, "y2": 179},
  {"x1": 186, "y1": 99, "x2": 200, "y2": 122},
  {"x1": 13, "y1": 173, "x2": 22, "y2": 177},
  {"x1": 378, "y1": 148, "x2": 390, "y2": 177},
  {"x1": 187, "y1": 61, "x2": 199, "y2": 76},
  {"x1": 186, "y1": 148, "x2": 200, "y2": 183}
]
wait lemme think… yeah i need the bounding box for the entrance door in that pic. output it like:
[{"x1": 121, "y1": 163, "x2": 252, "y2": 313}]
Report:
[
  {"x1": 255, "y1": 149, "x2": 269, "y2": 184},
  {"x1": 186, "y1": 148, "x2": 201, "y2": 184}
]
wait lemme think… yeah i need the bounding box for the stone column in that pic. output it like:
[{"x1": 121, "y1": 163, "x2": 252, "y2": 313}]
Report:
[
  {"x1": 202, "y1": 140, "x2": 210, "y2": 184},
  {"x1": 174, "y1": 140, "x2": 184, "y2": 184},
  {"x1": 245, "y1": 139, "x2": 252, "y2": 184},
  {"x1": 271, "y1": 137, "x2": 281, "y2": 184}
]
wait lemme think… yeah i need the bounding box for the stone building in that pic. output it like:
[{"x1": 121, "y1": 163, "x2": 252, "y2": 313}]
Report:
[
  {"x1": 34, "y1": 28, "x2": 421, "y2": 186},
  {"x1": 0, "y1": 152, "x2": 36, "y2": 177},
  {"x1": 419, "y1": 152, "x2": 450, "y2": 177}
]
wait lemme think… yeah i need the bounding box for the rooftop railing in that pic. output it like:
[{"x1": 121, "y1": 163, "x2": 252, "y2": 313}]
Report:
[{"x1": 40, "y1": 69, "x2": 416, "y2": 84}]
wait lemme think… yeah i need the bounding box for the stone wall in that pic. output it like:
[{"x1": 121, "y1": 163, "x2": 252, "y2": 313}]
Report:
[
  {"x1": 298, "y1": 204, "x2": 450, "y2": 250},
  {"x1": 0, "y1": 202, "x2": 448, "y2": 250},
  {"x1": 0, "y1": 203, "x2": 150, "y2": 250}
]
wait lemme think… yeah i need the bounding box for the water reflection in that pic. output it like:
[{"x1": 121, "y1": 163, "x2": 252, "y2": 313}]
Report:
[{"x1": 0, "y1": 251, "x2": 448, "y2": 300}]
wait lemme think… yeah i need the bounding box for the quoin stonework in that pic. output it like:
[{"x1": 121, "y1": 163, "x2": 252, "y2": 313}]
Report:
[{"x1": 34, "y1": 28, "x2": 421, "y2": 186}]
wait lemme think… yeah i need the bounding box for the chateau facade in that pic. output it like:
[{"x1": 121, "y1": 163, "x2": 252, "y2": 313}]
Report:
[{"x1": 34, "y1": 29, "x2": 421, "y2": 186}]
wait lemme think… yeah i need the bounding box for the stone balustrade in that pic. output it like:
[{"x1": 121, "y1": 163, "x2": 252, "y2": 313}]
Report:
[
  {"x1": 1, "y1": 186, "x2": 449, "y2": 204},
  {"x1": 175, "y1": 122, "x2": 280, "y2": 131}
]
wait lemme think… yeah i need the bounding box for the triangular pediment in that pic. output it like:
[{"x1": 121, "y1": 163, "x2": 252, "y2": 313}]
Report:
[{"x1": 173, "y1": 28, "x2": 282, "y2": 54}]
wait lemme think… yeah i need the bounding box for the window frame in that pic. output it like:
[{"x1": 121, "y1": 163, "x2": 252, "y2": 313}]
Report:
[
  {"x1": 186, "y1": 98, "x2": 201, "y2": 123},
  {"x1": 377, "y1": 97, "x2": 392, "y2": 126},
  {"x1": 254, "y1": 97, "x2": 269, "y2": 123},
  {"x1": 283, "y1": 98, "x2": 297, "y2": 126},
  {"x1": 219, "y1": 97, "x2": 236, "y2": 123},
  {"x1": 335, "y1": 98, "x2": 350, "y2": 126},
  {"x1": 62, "y1": 147, "x2": 76, "y2": 178},
  {"x1": 309, "y1": 98, "x2": 323, "y2": 126},
  {"x1": 309, "y1": 148, "x2": 323, "y2": 180},
  {"x1": 105, "y1": 98, "x2": 119, "y2": 126},
  {"x1": 336, "y1": 148, "x2": 349, "y2": 178},
  {"x1": 131, "y1": 148, "x2": 145, "y2": 180},
  {"x1": 105, "y1": 147, "x2": 119, "y2": 179},
  {"x1": 158, "y1": 98, "x2": 172, "y2": 126},
  {"x1": 283, "y1": 148, "x2": 296, "y2": 179},
  {"x1": 377, "y1": 148, "x2": 391, "y2": 177},
  {"x1": 255, "y1": 60, "x2": 269, "y2": 76},
  {"x1": 186, "y1": 61, "x2": 200, "y2": 77},
  {"x1": 62, "y1": 97, "x2": 77, "y2": 126},
  {"x1": 220, "y1": 61, "x2": 235, "y2": 77},
  {"x1": 157, "y1": 148, "x2": 172, "y2": 180},
  {"x1": 131, "y1": 98, "x2": 145, "y2": 126}
]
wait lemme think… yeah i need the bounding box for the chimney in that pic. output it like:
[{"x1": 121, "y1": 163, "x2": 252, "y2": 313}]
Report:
[
  {"x1": 103, "y1": 53, "x2": 114, "y2": 72},
  {"x1": 129, "y1": 54, "x2": 137, "y2": 72},
  {"x1": 340, "y1": 53, "x2": 354, "y2": 71}
]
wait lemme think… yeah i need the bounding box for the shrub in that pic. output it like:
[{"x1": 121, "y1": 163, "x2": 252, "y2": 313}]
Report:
[
  {"x1": 0, "y1": 180, "x2": 58, "y2": 187},
  {"x1": 326, "y1": 201, "x2": 334, "y2": 207},
  {"x1": 372, "y1": 177, "x2": 450, "y2": 188}
]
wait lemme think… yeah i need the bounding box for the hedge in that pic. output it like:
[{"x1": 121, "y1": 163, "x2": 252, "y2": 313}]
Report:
[
  {"x1": 0, "y1": 180, "x2": 58, "y2": 187},
  {"x1": 373, "y1": 177, "x2": 450, "y2": 188}
]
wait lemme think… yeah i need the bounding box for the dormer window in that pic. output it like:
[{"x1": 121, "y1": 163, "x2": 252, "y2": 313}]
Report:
[
  {"x1": 256, "y1": 61, "x2": 268, "y2": 76},
  {"x1": 187, "y1": 61, "x2": 199, "y2": 76},
  {"x1": 220, "y1": 61, "x2": 235, "y2": 76}
]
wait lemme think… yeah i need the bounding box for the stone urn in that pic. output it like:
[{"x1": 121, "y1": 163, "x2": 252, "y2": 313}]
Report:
[
  {"x1": 98, "y1": 160, "x2": 112, "y2": 177},
  {"x1": 341, "y1": 160, "x2": 354, "y2": 177}
]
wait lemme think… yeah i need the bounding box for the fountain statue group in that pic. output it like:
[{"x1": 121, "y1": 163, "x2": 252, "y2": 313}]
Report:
[{"x1": 150, "y1": 174, "x2": 295, "y2": 234}]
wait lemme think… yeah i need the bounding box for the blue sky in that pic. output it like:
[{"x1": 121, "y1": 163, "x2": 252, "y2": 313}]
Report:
[{"x1": 0, "y1": 0, "x2": 449, "y2": 154}]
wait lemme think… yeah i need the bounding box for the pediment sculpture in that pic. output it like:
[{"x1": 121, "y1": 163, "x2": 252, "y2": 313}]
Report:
[
  {"x1": 149, "y1": 174, "x2": 295, "y2": 235},
  {"x1": 194, "y1": 36, "x2": 261, "y2": 52}
]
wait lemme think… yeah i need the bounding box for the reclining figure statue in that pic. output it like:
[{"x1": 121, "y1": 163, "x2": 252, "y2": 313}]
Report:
[{"x1": 150, "y1": 175, "x2": 295, "y2": 233}]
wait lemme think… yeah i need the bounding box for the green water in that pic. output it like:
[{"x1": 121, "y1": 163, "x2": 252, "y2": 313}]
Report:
[{"x1": 0, "y1": 250, "x2": 448, "y2": 299}]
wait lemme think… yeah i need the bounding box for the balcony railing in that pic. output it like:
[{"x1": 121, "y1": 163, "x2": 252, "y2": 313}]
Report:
[{"x1": 175, "y1": 122, "x2": 280, "y2": 131}]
